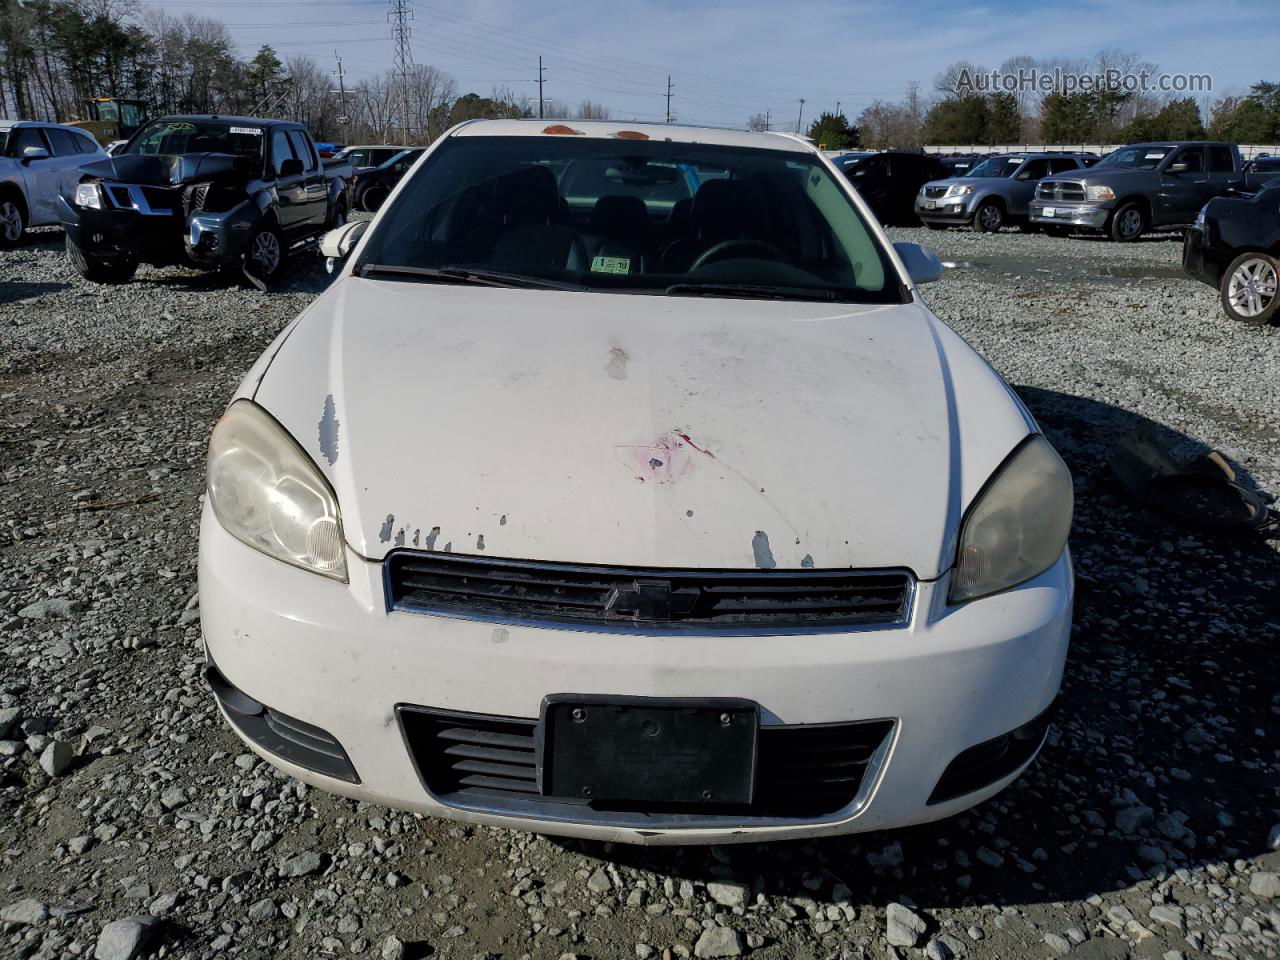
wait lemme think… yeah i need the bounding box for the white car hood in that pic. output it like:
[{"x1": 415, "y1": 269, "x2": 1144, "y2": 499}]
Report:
[{"x1": 251, "y1": 278, "x2": 1034, "y2": 578}]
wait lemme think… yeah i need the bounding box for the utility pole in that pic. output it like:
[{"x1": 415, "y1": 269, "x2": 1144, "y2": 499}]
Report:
[
  {"x1": 537, "y1": 56, "x2": 546, "y2": 119},
  {"x1": 665, "y1": 75, "x2": 673, "y2": 123},
  {"x1": 764, "y1": 109, "x2": 770, "y2": 131},
  {"x1": 835, "y1": 100, "x2": 841, "y2": 118},
  {"x1": 388, "y1": 0, "x2": 414, "y2": 141},
  {"x1": 333, "y1": 51, "x2": 351, "y2": 141},
  {"x1": 796, "y1": 98, "x2": 805, "y2": 134}
]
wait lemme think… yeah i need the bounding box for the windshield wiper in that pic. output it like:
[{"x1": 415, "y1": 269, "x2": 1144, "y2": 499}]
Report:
[
  {"x1": 358, "y1": 263, "x2": 582, "y2": 291},
  {"x1": 665, "y1": 282, "x2": 848, "y2": 302}
]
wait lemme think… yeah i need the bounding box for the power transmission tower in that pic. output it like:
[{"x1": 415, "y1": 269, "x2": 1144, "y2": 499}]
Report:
[
  {"x1": 665, "y1": 75, "x2": 673, "y2": 124},
  {"x1": 537, "y1": 56, "x2": 546, "y2": 119},
  {"x1": 388, "y1": 0, "x2": 414, "y2": 141},
  {"x1": 333, "y1": 52, "x2": 352, "y2": 140}
]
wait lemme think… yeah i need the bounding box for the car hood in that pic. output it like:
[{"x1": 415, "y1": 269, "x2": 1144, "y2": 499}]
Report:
[
  {"x1": 1042, "y1": 168, "x2": 1146, "y2": 184},
  {"x1": 79, "y1": 152, "x2": 255, "y2": 185},
  {"x1": 249, "y1": 280, "x2": 1034, "y2": 577}
]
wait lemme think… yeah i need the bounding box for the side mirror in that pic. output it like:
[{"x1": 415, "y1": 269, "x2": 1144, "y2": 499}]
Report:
[
  {"x1": 279, "y1": 157, "x2": 304, "y2": 177},
  {"x1": 894, "y1": 242, "x2": 943, "y2": 285},
  {"x1": 320, "y1": 219, "x2": 368, "y2": 272},
  {"x1": 21, "y1": 145, "x2": 49, "y2": 164},
  {"x1": 1166, "y1": 162, "x2": 1190, "y2": 174}
]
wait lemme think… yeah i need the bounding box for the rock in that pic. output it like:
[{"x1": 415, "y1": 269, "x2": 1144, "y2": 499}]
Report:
[
  {"x1": 1250, "y1": 872, "x2": 1280, "y2": 898},
  {"x1": 926, "y1": 938, "x2": 955, "y2": 960},
  {"x1": 94, "y1": 916, "x2": 159, "y2": 960},
  {"x1": 706, "y1": 881, "x2": 748, "y2": 909},
  {"x1": 1115, "y1": 805, "x2": 1154, "y2": 834},
  {"x1": 586, "y1": 867, "x2": 612, "y2": 894},
  {"x1": 1268, "y1": 824, "x2": 1280, "y2": 851},
  {"x1": 381, "y1": 935, "x2": 406, "y2": 960},
  {"x1": 1044, "y1": 932, "x2": 1072, "y2": 954},
  {"x1": 0, "y1": 706, "x2": 21, "y2": 739},
  {"x1": 248, "y1": 897, "x2": 277, "y2": 920},
  {"x1": 886, "y1": 902, "x2": 928, "y2": 947},
  {"x1": 1149, "y1": 905, "x2": 1184, "y2": 930},
  {"x1": 69, "y1": 835, "x2": 94, "y2": 855},
  {"x1": 19, "y1": 597, "x2": 84, "y2": 619},
  {"x1": 0, "y1": 898, "x2": 49, "y2": 925},
  {"x1": 39, "y1": 740, "x2": 74, "y2": 777},
  {"x1": 693, "y1": 925, "x2": 742, "y2": 958},
  {"x1": 148, "y1": 893, "x2": 178, "y2": 917},
  {"x1": 279, "y1": 850, "x2": 324, "y2": 878}
]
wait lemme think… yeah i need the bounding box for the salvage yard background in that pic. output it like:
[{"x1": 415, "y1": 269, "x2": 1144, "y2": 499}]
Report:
[{"x1": 1, "y1": 226, "x2": 1278, "y2": 960}]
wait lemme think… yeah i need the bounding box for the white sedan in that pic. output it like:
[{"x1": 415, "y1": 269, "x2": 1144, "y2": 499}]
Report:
[{"x1": 199, "y1": 119, "x2": 1073, "y2": 845}]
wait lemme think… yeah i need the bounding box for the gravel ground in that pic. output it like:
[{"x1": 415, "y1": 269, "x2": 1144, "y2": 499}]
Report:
[{"x1": 2, "y1": 223, "x2": 1279, "y2": 960}]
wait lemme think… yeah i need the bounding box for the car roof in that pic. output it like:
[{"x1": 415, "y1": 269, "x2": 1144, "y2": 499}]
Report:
[
  {"x1": 343, "y1": 143, "x2": 416, "y2": 150},
  {"x1": 149, "y1": 115, "x2": 295, "y2": 128},
  {"x1": 0, "y1": 119, "x2": 96, "y2": 133},
  {"x1": 449, "y1": 118, "x2": 815, "y2": 154}
]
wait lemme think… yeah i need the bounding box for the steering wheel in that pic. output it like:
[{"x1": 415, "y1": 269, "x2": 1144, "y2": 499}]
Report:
[{"x1": 689, "y1": 239, "x2": 786, "y2": 272}]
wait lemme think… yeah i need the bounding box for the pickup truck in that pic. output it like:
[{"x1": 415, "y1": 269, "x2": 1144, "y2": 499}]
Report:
[
  {"x1": 1, "y1": 120, "x2": 106, "y2": 247},
  {"x1": 59, "y1": 114, "x2": 349, "y2": 285},
  {"x1": 1030, "y1": 141, "x2": 1247, "y2": 242}
]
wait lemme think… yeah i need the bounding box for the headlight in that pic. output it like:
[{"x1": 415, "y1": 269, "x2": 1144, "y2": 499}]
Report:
[
  {"x1": 946, "y1": 185, "x2": 974, "y2": 198},
  {"x1": 949, "y1": 435, "x2": 1073, "y2": 603},
  {"x1": 74, "y1": 183, "x2": 103, "y2": 209},
  {"x1": 1085, "y1": 185, "x2": 1116, "y2": 201},
  {"x1": 207, "y1": 400, "x2": 348, "y2": 581}
]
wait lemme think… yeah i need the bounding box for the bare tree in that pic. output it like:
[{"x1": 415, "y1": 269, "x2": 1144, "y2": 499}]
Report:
[
  {"x1": 576, "y1": 100, "x2": 609, "y2": 120},
  {"x1": 746, "y1": 112, "x2": 769, "y2": 131}
]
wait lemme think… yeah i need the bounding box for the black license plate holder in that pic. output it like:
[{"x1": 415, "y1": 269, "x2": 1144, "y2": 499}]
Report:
[{"x1": 541, "y1": 696, "x2": 758, "y2": 805}]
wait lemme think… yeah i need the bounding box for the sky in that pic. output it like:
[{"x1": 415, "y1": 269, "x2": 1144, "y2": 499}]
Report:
[{"x1": 142, "y1": 0, "x2": 1279, "y2": 128}]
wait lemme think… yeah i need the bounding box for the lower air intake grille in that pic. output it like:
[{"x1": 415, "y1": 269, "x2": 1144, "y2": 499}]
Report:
[
  {"x1": 384, "y1": 552, "x2": 913, "y2": 632},
  {"x1": 928, "y1": 703, "x2": 1055, "y2": 805},
  {"x1": 399, "y1": 705, "x2": 895, "y2": 822}
]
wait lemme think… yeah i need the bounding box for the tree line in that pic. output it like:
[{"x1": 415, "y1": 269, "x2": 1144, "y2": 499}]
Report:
[{"x1": 0, "y1": 0, "x2": 609, "y2": 143}]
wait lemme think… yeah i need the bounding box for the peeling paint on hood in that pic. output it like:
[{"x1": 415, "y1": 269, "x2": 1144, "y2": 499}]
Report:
[{"x1": 253, "y1": 280, "x2": 1034, "y2": 576}]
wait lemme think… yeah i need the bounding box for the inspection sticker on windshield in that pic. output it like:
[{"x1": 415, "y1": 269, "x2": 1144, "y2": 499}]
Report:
[
  {"x1": 1145, "y1": 152, "x2": 1165, "y2": 159},
  {"x1": 230, "y1": 126, "x2": 263, "y2": 136},
  {"x1": 591, "y1": 256, "x2": 631, "y2": 274}
]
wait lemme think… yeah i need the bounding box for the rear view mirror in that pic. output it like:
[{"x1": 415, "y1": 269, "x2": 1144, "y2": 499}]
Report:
[
  {"x1": 320, "y1": 219, "x2": 368, "y2": 272},
  {"x1": 21, "y1": 146, "x2": 49, "y2": 164},
  {"x1": 279, "y1": 157, "x2": 304, "y2": 177},
  {"x1": 1167, "y1": 162, "x2": 1190, "y2": 174},
  {"x1": 894, "y1": 242, "x2": 943, "y2": 285}
]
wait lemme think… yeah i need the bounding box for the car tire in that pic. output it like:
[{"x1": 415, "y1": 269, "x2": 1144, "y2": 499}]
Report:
[
  {"x1": 0, "y1": 196, "x2": 26, "y2": 248},
  {"x1": 328, "y1": 197, "x2": 348, "y2": 230},
  {"x1": 244, "y1": 223, "x2": 285, "y2": 284},
  {"x1": 360, "y1": 186, "x2": 390, "y2": 213},
  {"x1": 1219, "y1": 251, "x2": 1280, "y2": 325},
  {"x1": 1108, "y1": 202, "x2": 1147, "y2": 242},
  {"x1": 65, "y1": 236, "x2": 138, "y2": 284},
  {"x1": 973, "y1": 201, "x2": 1004, "y2": 233}
]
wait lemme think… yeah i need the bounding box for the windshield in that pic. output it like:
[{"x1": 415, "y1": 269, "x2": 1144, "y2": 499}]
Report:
[
  {"x1": 1095, "y1": 146, "x2": 1173, "y2": 170},
  {"x1": 126, "y1": 120, "x2": 265, "y2": 161},
  {"x1": 355, "y1": 133, "x2": 900, "y2": 303},
  {"x1": 963, "y1": 156, "x2": 1021, "y2": 178}
]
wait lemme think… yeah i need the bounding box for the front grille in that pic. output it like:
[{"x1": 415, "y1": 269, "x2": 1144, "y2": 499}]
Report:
[
  {"x1": 399, "y1": 705, "x2": 895, "y2": 821},
  {"x1": 924, "y1": 185, "x2": 949, "y2": 199},
  {"x1": 141, "y1": 186, "x2": 177, "y2": 213},
  {"x1": 1038, "y1": 181, "x2": 1086, "y2": 202},
  {"x1": 384, "y1": 552, "x2": 913, "y2": 632}
]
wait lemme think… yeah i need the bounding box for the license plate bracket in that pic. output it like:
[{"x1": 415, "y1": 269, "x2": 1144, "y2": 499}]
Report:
[
  {"x1": 541, "y1": 696, "x2": 758, "y2": 805},
  {"x1": 1043, "y1": 206, "x2": 1056, "y2": 217}
]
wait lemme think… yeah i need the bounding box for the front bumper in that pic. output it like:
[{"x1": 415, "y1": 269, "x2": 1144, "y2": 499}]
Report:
[
  {"x1": 198, "y1": 504, "x2": 1073, "y2": 844},
  {"x1": 58, "y1": 194, "x2": 257, "y2": 268},
  {"x1": 915, "y1": 195, "x2": 974, "y2": 223},
  {"x1": 1028, "y1": 201, "x2": 1110, "y2": 229}
]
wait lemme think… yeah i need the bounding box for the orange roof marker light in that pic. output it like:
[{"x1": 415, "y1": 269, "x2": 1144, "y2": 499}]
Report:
[
  {"x1": 614, "y1": 130, "x2": 650, "y2": 140},
  {"x1": 542, "y1": 124, "x2": 582, "y2": 136}
]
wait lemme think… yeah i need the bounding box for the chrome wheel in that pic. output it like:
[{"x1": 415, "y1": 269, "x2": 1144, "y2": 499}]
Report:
[
  {"x1": 249, "y1": 229, "x2": 281, "y2": 276},
  {"x1": 977, "y1": 204, "x2": 1003, "y2": 231},
  {"x1": 1116, "y1": 208, "x2": 1143, "y2": 240},
  {"x1": 0, "y1": 201, "x2": 22, "y2": 243},
  {"x1": 1227, "y1": 257, "x2": 1278, "y2": 318}
]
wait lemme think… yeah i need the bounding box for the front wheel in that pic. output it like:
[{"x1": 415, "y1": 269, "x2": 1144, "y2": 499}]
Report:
[
  {"x1": 328, "y1": 197, "x2": 348, "y2": 230},
  {"x1": 1108, "y1": 202, "x2": 1147, "y2": 242},
  {"x1": 973, "y1": 201, "x2": 1004, "y2": 233},
  {"x1": 360, "y1": 186, "x2": 390, "y2": 213},
  {"x1": 244, "y1": 223, "x2": 285, "y2": 284},
  {"x1": 1220, "y1": 252, "x2": 1280, "y2": 325},
  {"x1": 66, "y1": 236, "x2": 138, "y2": 284},
  {"x1": 0, "y1": 197, "x2": 25, "y2": 248}
]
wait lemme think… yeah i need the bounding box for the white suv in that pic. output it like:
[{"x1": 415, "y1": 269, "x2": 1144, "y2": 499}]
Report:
[
  {"x1": 199, "y1": 119, "x2": 1074, "y2": 845},
  {"x1": 0, "y1": 120, "x2": 105, "y2": 246}
]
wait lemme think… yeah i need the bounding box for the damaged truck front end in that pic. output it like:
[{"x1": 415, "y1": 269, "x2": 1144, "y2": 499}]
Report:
[{"x1": 61, "y1": 151, "x2": 265, "y2": 283}]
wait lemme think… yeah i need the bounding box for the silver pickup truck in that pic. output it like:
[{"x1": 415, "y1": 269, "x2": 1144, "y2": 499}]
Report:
[
  {"x1": 0, "y1": 120, "x2": 106, "y2": 246},
  {"x1": 915, "y1": 152, "x2": 1096, "y2": 232}
]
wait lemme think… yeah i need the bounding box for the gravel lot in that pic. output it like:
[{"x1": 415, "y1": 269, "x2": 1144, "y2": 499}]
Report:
[{"x1": 2, "y1": 223, "x2": 1279, "y2": 960}]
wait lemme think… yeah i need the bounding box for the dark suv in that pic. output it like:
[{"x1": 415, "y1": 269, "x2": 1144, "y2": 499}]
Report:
[
  {"x1": 915, "y1": 153, "x2": 1094, "y2": 232},
  {"x1": 1031, "y1": 141, "x2": 1245, "y2": 241}
]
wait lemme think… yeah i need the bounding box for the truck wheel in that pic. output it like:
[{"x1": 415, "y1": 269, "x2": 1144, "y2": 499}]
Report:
[
  {"x1": 361, "y1": 186, "x2": 390, "y2": 212},
  {"x1": 244, "y1": 224, "x2": 285, "y2": 283},
  {"x1": 973, "y1": 201, "x2": 1004, "y2": 232},
  {"x1": 66, "y1": 236, "x2": 138, "y2": 284},
  {"x1": 1108, "y1": 202, "x2": 1147, "y2": 242},
  {"x1": 1220, "y1": 252, "x2": 1280, "y2": 325},
  {"x1": 0, "y1": 197, "x2": 25, "y2": 248}
]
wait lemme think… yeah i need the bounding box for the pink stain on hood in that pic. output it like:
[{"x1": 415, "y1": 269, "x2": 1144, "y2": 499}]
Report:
[{"x1": 619, "y1": 431, "x2": 702, "y2": 484}]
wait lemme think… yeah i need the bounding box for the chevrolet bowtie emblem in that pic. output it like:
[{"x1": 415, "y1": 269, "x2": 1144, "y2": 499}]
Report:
[{"x1": 604, "y1": 578, "x2": 701, "y2": 621}]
